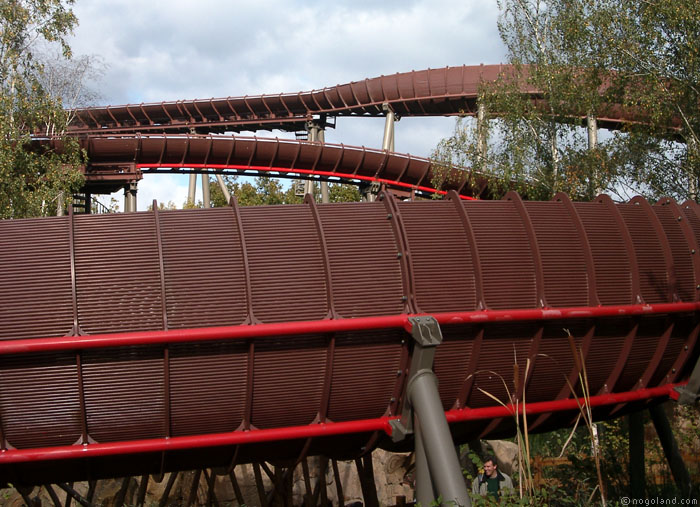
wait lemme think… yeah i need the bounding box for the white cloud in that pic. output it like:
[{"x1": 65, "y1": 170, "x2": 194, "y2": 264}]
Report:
[{"x1": 69, "y1": 1, "x2": 506, "y2": 210}]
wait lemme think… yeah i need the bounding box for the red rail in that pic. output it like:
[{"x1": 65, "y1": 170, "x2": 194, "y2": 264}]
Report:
[
  {"x1": 0, "y1": 383, "x2": 680, "y2": 464},
  {"x1": 1, "y1": 302, "x2": 697, "y2": 356},
  {"x1": 138, "y1": 163, "x2": 478, "y2": 200}
]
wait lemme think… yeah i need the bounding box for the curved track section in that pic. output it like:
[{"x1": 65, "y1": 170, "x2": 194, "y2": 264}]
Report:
[
  {"x1": 0, "y1": 194, "x2": 698, "y2": 485},
  {"x1": 68, "y1": 65, "x2": 642, "y2": 135},
  {"x1": 78, "y1": 134, "x2": 484, "y2": 198}
]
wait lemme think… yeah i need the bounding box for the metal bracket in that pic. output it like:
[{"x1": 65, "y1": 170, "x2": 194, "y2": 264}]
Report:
[{"x1": 391, "y1": 316, "x2": 443, "y2": 442}]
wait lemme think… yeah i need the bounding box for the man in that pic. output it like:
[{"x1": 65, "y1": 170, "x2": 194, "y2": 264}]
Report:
[{"x1": 471, "y1": 455, "x2": 514, "y2": 500}]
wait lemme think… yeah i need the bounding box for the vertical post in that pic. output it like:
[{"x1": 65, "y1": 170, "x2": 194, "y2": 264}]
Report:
[
  {"x1": 124, "y1": 182, "x2": 138, "y2": 212},
  {"x1": 382, "y1": 103, "x2": 395, "y2": 152},
  {"x1": 628, "y1": 411, "x2": 645, "y2": 496},
  {"x1": 318, "y1": 128, "x2": 330, "y2": 203},
  {"x1": 477, "y1": 101, "x2": 487, "y2": 167},
  {"x1": 57, "y1": 192, "x2": 65, "y2": 216},
  {"x1": 304, "y1": 122, "x2": 320, "y2": 197},
  {"x1": 648, "y1": 403, "x2": 693, "y2": 497},
  {"x1": 201, "y1": 171, "x2": 211, "y2": 208},
  {"x1": 188, "y1": 173, "x2": 197, "y2": 206}
]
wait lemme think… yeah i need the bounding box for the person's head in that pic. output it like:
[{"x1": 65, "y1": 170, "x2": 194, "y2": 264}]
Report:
[{"x1": 482, "y1": 455, "x2": 498, "y2": 478}]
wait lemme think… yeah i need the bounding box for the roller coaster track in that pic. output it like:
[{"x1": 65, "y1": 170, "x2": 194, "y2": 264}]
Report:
[{"x1": 67, "y1": 64, "x2": 646, "y2": 136}]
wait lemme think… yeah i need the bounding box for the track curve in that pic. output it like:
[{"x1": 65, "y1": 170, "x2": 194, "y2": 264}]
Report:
[{"x1": 68, "y1": 65, "x2": 645, "y2": 135}]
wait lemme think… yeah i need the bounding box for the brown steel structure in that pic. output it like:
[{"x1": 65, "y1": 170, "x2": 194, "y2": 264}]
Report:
[
  {"x1": 67, "y1": 65, "x2": 647, "y2": 135},
  {"x1": 71, "y1": 135, "x2": 486, "y2": 198},
  {"x1": 0, "y1": 193, "x2": 698, "y2": 487}
]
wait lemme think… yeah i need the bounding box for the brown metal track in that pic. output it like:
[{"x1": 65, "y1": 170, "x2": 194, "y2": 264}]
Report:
[
  {"x1": 65, "y1": 134, "x2": 486, "y2": 198},
  {"x1": 0, "y1": 195, "x2": 698, "y2": 486},
  {"x1": 66, "y1": 65, "x2": 655, "y2": 135}
]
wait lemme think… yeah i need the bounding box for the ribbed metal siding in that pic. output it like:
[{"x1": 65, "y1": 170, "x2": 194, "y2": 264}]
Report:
[
  {"x1": 240, "y1": 205, "x2": 328, "y2": 323},
  {"x1": 574, "y1": 202, "x2": 633, "y2": 305},
  {"x1": 618, "y1": 204, "x2": 670, "y2": 303},
  {"x1": 467, "y1": 323, "x2": 538, "y2": 408},
  {"x1": 74, "y1": 214, "x2": 163, "y2": 334},
  {"x1": 169, "y1": 341, "x2": 247, "y2": 436},
  {"x1": 0, "y1": 218, "x2": 73, "y2": 340},
  {"x1": 317, "y1": 203, "x2": 404, "y2": 318},
  {"x1": 327, "y1": 330, "x2": 402, "y2": 422},
  {"x1": 653, "y1": 205, "x2": 695, "y2": 302},
  {"x1": 463, "y1": 201, "x2": 537, "y2": 309},
  {"x1": 614, "y1": 317, "x2": 666, "y2": 391},
  {"x1": 433, "y1": 325, "x2": 476, "y2": 410},
  {"x1": 585, "y1": 318, "x2": 635, "y2": 393},
  {"x1": 399, "y1": 201, "x2": 477, "y2": 312},
  {"x1": 525, "y1": 202, "x2": 589, "y2": 307},
  {"x1": 252, "y1": 335, "x2": 326, "y2": 428},
  {"x1": 82, "y1": 346, "x2": 164, "y2": 442},
  {"x1": 159, "y1": 208, "x2": 248, "y2": 328},
  {"x1": 0, "y1": 353, "x2": 81, "y2": 448}
]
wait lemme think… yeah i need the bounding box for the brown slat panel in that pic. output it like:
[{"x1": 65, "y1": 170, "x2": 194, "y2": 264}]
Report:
[
  {"x1": 398, "y1": 201, "x2": 477, "y2": 312},
  {"x1": 0, "y1": 353, "x2": 81, "y2": 448},
  {"x1": 159, "y1": 208, "x2": 248, "y2": 328},
  {"x1": 614, "y1": 317, "x2": 667, "y2": 391},
  {"x1": 251, "y1": 335, "x2": 326, "y2": 429},
  {"x1": 82, "y1": 346, "x2": 164, "y2": 442},
  {"x1": 574, "y1": 202, "x2": 633, "y2": 305},
  {"x1": 618, "y1": 204, "x2": 671, "y2": 303},
  {"x1": 433, "y1": 325, "x2": 477, "y2": 410},
  {"x1": 463, "y1": 201, "x2": 537, "y2": 309},
  {"x1": 317, "y1": 202, "x2": 404, "y2": 318},
  {"x1": 240, "y1": 205, "x2": 328, "y2": 323},
  {"x1": 653, "y1": 204, "x2": 695, "y2": 302},
  {"x1": 0, "y1": 218, "x2": 74, "y2": 340},
  {"x1": 169, "y1": 341, "x2": 248, "y2": 436},
  {"x1": 73, "y1": 214, "x2": 163, "y2": 334},
  {"x1": 525, "y1": 201, "x2": 589, "y2": 307},
  {"x1": 327, "y1": 330, "x2": 402, "y2": 422}
]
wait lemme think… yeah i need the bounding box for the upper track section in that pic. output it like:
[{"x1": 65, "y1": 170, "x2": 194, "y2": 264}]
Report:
[{"x1": 67, "y1": 65, "x2": 641, "y2": 135}]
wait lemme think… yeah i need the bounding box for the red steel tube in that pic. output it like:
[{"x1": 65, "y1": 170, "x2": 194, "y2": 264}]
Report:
[
  {"x1": 0, "y1": 383, "x2": 681, "y2": 465},
  {"x1": 136, "y1": 163, "x2": 478, "y2": 200},
  {"x1": 0, "y1": 302, "x2": 697, "y2": 356}
]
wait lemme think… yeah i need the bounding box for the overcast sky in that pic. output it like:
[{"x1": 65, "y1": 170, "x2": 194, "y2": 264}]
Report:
[{"x1": 69, "y1": 1, "x2": 507, "y2": 210}]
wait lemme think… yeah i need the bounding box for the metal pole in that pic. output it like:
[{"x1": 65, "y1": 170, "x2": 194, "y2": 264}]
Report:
[
  {"x1": 130, "y1": 182, "x2": 138, "y2": 212},
  {"x1": 628, "y1": 411, "x2": 645, "y2": 496},
  {"x1": 215, "y1": 173, "x2": 232, "y2": 204},
  {"x1": 648, "y1": 403, "x2": 693, "y2": 497},
  {"x1": 414, "y1": 414, "x2": 437, "y2": 506},
  {"x1": 318, "y1": 128, "x2": 330, "y2": 203},
  {"x1": 408, "y1": 370, "x2": 470, "y2": 506},
  {"x1": 382, "y1": 104, "x2": 395, "y2": 152},
  {"x1": 188, "y1": 173, "x2": 197, "y2": 206},
  {"x1": 201, "y1": 171, "x2": 211, "y2": 208},
  {"x1": 304, "y1": 124, "x2": 319, "y2": 196}
]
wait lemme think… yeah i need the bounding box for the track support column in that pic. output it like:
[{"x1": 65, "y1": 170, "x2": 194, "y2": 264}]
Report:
[
  {"x1": 649, "y1": 403, "x2": 693, "y2": 497},
  {"x1": 382, "y1": 103, "x2": 395, "y2": 152},
  {"x1": 391, "y1": 316, "x2": 470, "y2": 506},
  {"x1": 124, "y1": 182, "x2": 138, "y2": 212}
]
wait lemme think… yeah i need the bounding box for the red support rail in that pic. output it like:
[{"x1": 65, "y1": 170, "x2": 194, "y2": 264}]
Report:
[
  {"x1": 1, "y1": 302, "x2": 697, "y2": 356},
  {"x1": 0, "y1": 383, "x2": 681, "y2": 465}
]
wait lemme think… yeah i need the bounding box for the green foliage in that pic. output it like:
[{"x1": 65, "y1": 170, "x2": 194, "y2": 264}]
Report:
[
  {"x1": 207, "y1": 175, "x2": 361, "y2": 207},
  {"x1": 0, "y1": 0, "x2": 85, "y2": 218},
  {"x1": 433, "y1": 0, "x2": 700, "y2": 202}
]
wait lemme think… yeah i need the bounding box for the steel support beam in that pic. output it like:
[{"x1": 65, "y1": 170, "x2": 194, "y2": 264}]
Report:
[
  {"x1": 124, "y1": 182, "x2": 138, "y2": 213},
  {"x1": 674, "y1": 352, "x2": 700, "y2": 404},
  {"x1": 215, "y1": 174, "x2": 232, "y2": 204},
  {"x1": 188, "y1": 173, "x2": 197, "y2": 206},
  {"x1": 648, "y1": 403, "x2": 693, "y2": 497},
  {"x1": 392, "y1": 316, "x2": 470, "y2": 506},
  {"x1": 201, "y1": 171, "x2": 211, "y2": 208},
  {"x1": 382, "y1": 103, "x2": 395, "y2": 152},
  {"x1": 628, "y1": 411, "x2": 645, "y2": 496},
  {"x1": 414, "y1": 415, "x2": 437, "y2": 507}
]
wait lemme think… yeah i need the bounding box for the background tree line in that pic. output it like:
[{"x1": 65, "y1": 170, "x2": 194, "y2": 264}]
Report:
[{"x1": 433, "y1": 0, "x2": 700, "y2": 202}]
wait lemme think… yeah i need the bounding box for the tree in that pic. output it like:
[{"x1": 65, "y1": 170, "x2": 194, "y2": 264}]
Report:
[
  {"x1": 0, "y1": 0, "x2": 85, "y2": 219},
  {"x1": 207, "y1": 175, "x2": 361, "y2": 207},
  {"x1": 433, "y1": 0, "x2": 700, "y2": 202}
]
